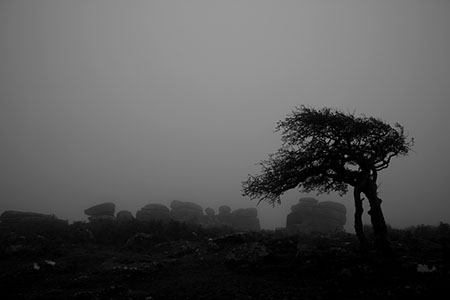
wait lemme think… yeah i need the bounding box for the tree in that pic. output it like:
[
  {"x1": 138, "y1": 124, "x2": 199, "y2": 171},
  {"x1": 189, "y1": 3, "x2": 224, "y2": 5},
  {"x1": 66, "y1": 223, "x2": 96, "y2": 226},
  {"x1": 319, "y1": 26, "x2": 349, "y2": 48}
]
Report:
[{"x1": 242, "y1": 106, "x2": 413, "y2": 253}]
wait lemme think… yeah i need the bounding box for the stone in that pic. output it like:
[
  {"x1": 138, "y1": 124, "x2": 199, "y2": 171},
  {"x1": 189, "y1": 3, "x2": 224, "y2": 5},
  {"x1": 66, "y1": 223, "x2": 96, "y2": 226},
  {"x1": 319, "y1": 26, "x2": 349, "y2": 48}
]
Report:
[
  {"x1": 218, "y1": 205, "x2": 231, "y2": 215},
  {"x1": 125, "y1": 233, "x2": 157, "y2": 250},
  {"x1": 232, "y1": 208, "x2": 258, "y2": 218},
  {"x1": 88, "y1": 215, "x2": 116, "y2": 222},
  {"x1": 142, "y1": 203, "x2": 170, "y2": 212},
  {"x1": 205, "y1": 207, "x2": 215, "y2": 217},
  {"x1": 286, "y1": 198, "x2": 346, "y2": 233},
  {"x1": 225, "y1": 242, "x2": 272, "y2": 267},
  {"x1": 230, "y1": 208, "x2": 260, "y2": 231},
  {"x1": 217, "y1": 205, "x2": 233, "y2": 226},
  {"x1": 213, "y1": 233, "x2": 253, "y2": 246},
  {"x1": 84, "y1": 202, "x2": 115, "y2": 216},
  {"x1": 0, "y1": 211, "x2": 60, "y2": 224},
  {"x1": 170, "y1": 200, "x2": 203, "y2": 212},
  {"x1": 136, "y1": 203, "x2": 171, "y2": 222},
  {"x1": 116, "y1": 210, "x2": 134, "y2": 222},
  {"x1": 169, "y1": 200, "x2": 203, "y2": 223}
]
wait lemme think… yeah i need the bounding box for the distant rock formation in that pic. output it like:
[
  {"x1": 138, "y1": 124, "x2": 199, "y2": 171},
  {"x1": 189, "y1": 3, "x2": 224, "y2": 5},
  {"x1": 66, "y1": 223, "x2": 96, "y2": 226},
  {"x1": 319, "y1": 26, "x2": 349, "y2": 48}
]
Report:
[
  {"x1": 230, "y1": 208, "x2": 260, "y2": 231},
  {"x1": 170, "y1": 200, "x2": 204, "y2": 223},
  {"x1": 84, "y1": 202, "x2": 116, "y2": 222},
  {"x1": 116, "y1": 210, "x2": 134, "y2": 222},
  {"x1": 83, "y1": 200, "x2": 262, "y2": 231},
  {"x1": 216, "y1": 205, "x2": 260, "y2": 231},
  {"x1": 136, "y1": 204, "x2": 171, "y2": 222},
  {"x1": 217, "y1": 205, "x2": 233, "y2": 226},
  {"x1": 205, "y1": 207, "x2": 215, "y2": 217},
  {"x1": 286, "y1": 197, "x2": 346, "y2": 234},
  {"x1": 0, "y1": 210, "x2": 66, "y2": 225}
]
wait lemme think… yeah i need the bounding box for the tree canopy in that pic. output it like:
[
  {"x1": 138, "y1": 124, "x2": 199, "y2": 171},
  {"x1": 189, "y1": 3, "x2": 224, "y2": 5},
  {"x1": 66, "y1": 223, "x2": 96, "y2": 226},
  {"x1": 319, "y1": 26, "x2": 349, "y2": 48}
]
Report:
[{"x1": 242, "y1": 106, "x2": 414, "y2": 205}]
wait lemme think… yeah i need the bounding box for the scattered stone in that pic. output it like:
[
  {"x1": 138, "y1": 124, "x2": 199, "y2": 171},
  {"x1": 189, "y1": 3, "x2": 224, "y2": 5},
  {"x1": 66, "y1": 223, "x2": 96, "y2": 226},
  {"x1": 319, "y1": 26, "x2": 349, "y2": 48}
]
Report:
[
  {"x1": 417, "y1": 264, "x2": 437, "y2": 273},
  {"x1": 225, "y1": 242, "x2": 272, "y2": 267},
  {"x1": 213, "y1": 232, "x2": 253, "y2": 246}
]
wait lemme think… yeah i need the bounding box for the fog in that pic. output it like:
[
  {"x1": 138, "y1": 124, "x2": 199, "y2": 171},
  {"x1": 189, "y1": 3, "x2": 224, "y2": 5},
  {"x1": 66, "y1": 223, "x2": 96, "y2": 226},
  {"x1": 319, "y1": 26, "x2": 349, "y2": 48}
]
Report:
[{"x1": 1, "y1": 0, "x2": 449, "y2": 231}]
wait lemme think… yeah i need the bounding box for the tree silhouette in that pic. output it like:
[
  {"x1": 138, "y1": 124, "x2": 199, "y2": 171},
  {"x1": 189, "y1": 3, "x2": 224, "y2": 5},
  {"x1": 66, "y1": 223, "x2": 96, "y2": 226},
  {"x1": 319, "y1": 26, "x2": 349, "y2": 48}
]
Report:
[{"x1": 242, "y1": 106, "x2": 414, "y2": 253}]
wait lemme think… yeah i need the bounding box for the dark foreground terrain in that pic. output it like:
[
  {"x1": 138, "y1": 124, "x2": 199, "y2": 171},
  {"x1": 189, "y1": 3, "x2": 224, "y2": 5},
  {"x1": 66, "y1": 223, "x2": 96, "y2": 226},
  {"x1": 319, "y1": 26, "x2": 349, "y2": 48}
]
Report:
[{"x1": 1, "y1": 219, "x2": 449, "y2": 300}]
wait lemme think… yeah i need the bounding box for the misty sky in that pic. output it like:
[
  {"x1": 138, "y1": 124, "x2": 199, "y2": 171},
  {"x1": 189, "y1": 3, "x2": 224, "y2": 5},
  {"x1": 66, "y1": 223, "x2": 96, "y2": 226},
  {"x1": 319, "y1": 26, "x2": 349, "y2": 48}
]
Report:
[{"x1": 1, "y1": 0, "x2": 449, "y2": 230}]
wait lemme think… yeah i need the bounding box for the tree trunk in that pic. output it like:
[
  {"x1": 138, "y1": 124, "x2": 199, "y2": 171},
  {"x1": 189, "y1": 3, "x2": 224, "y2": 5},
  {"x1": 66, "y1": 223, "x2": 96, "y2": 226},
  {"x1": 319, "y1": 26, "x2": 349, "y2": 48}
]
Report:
[
  {"x1": 353, "y1": 186, "x2": 368, "y2": 252},
  {"x1": 363, "y1": 180, "x2": 391, "y2": 255}
]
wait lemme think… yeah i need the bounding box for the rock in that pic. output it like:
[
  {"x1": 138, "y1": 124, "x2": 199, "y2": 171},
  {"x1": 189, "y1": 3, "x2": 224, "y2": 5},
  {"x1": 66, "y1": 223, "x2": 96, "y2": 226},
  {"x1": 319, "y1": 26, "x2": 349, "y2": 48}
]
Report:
[
  {"x1": 286, "y1": 198, "x2": 346, "y2": 233},
  {"x1": 213, "y1": 233, "x2": 253, "y2": 246},
  {"x1": 225, "y1": 242, "x2": 272, "y2": 267},
  {"x1": 136, "y1": 203, "x2": 170, "y2": 222},
  {"x1": 217, "y1": 205, "x2": 233, "y2": 226},
  {"x1": 167, "y1": 241, "x2": 197, "y2": 258},
  {"x1": 0, "y1": 211, "x2": 61, "y2": 224},
  {"x1": 205, "y1": 207, "x2": 215, "y2": 217},
  {"x1": 218, "y1": 205, "x2": 231, "y2": 215},
  {"x1": 232, "y1": 208, "x2": 258, "y2": 218},
  {"x1": 84, "y1": 202, "x2": 115, "y2": 216},
  {"x1": 125, "y1": 233, "x2": 159, "y2": 250},
  {"x1": 116, "y1": 210, "x2": 134, "y2": 222},
  {"x1": 88, "y1": 215, "x2": 116, "y2": 222},
  {"x1": 170, "y1": 200, "x2": 202, "y2": 212},
  {"x1": 169, "y1": 200, "x2": 203, "y2": 223},
  {"x1": 142, "y1": 203, "x2": 170, "y2": 212},
  {"x1": 230, "y1": 208, "x2": 261, "y2": 231}
]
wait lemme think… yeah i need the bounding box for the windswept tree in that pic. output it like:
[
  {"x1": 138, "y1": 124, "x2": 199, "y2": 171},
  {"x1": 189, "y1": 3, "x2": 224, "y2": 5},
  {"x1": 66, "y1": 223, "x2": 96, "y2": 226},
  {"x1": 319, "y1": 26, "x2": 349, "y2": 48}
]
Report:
[{"x1": 242, "y1": 106, "x2": 413, "y2": 253}]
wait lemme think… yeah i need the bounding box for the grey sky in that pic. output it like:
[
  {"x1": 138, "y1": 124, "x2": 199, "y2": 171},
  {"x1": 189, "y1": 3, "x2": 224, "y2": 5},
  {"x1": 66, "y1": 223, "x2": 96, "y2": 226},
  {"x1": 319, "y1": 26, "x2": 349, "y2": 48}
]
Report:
[{"x1": 1, "y1": 0, "x2": 449, "y2": 230}]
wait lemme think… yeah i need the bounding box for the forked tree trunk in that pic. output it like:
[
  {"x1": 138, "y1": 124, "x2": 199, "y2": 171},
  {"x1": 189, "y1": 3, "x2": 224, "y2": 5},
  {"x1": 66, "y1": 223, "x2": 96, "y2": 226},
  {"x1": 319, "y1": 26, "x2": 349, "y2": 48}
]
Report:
[
  {"x1": 353, "y1": 186, "x2": 368, "y2": 252},
  {"x1": 363, "y1": 180, "x2": 391, "y2": 254}
]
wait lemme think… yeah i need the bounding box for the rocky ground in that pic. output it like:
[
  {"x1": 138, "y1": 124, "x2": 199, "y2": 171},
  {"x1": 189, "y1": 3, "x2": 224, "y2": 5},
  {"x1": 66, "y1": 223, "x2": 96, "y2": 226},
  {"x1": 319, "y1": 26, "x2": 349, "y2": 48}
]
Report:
[{"x1": 1, "y1": 220, "x2": 449, "y2": 300}]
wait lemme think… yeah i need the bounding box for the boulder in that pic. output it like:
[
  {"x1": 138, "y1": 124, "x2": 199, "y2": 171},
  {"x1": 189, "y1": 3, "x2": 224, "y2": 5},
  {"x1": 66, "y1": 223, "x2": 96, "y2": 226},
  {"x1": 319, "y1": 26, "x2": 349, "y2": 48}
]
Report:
[
  {"x1": 225, "y1": 242, "x2": 272, "y2": 267},
  {"x1": 84, "y1": 202, "x2": 115, "y2": 216},
  {"x1": 169, "y1": 200, "x2": 203, "y2": 223},
  {"x1": 170, "y1": 200, "x2": 203, "y2": 212},
  {"x1": 0, "y1": 211, "x2": 60, "y2": 224},
  {"x1": 286, "y1": 198, "x2": 346, "y2": 233},
  {"x1": 232, "y1": 208, "x2": 258, "y2": 218},
  {"x1": 142, "y1": 203, "x2": 170, "y2": 212},
  {"x1": 116, "y1": 210, "x2": 134, "y2": 222},
  {"x1": 124, "y1": 233, "x2": 162, "y2": 250},
  {"x1": 218, "y1": 205, "x2": 231, "y2": 216},
  {"x1": 136, "y1": 203, "x2": 171, "y2": 222},
  {"x1": 205, "y1": 207, "x2": 215, "y2": 217},
  {"x1": 88, "y1": 215, "x2": 116, "y2": 222},
  {"x1": 229, "y1": 208, "x2": 260, "y2": 231}
]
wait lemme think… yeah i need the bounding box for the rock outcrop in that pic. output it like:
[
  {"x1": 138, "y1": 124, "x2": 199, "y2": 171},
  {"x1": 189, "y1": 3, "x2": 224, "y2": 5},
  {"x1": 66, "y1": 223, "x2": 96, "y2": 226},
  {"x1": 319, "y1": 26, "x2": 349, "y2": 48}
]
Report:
[
  {"x1": 169, "y1": 200, "x2": 204, "y2": 224},
  {"x1": 216, "y1": 206, "x2": 261, "y2": 231},
  {"x1": 217, "y1": 205, "x2": 233, "y2": 226},
  {"x1": 136, "y1": 203, "x2": 171, "y2": 222},
  {"x1": 230, "y1": 208, "x2": 260, "y2": 231},
  {"x1": 133, "y1": 201, "x2": 261, "y2": 231},
  {"x1": 286, "y1": 197, "x2": 346, "y2": 233},
  {"x1": 84, "y1": 202, "x2": 115, "y2": 216},
  {"x1": 205, "y1": 207, "x2": 215, "y2": 217},
  {"x1": 116, "y1": 210, "x2": 134, "y2": 222},
  {"x1": 84, "y1": 202, "x2": 116, "y2": 222},
  {"x1": 0, "y1": 211, "x2": 59, "y2": 223}
]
